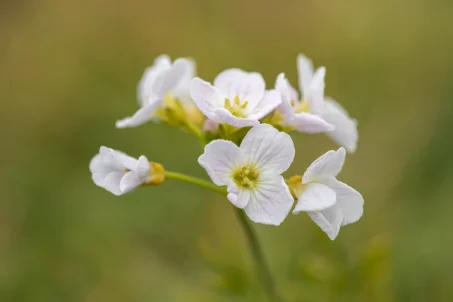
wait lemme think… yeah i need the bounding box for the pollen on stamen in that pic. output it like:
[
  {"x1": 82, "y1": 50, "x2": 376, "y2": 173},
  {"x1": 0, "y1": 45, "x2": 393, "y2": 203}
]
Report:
[{"x1": 233, "y1": 166, "x2": 260, "y2": 189}]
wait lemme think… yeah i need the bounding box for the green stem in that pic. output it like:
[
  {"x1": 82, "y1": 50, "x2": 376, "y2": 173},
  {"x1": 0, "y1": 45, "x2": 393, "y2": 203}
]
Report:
[
  {"x1": 234, "y1": 207, "x2": 282, "y2": 302},
  {"x1": 164, "y1": 171, "x2": 227, "y2": 195},
  {"x1": 163, "y1": 171, "x2": 282, "y2": 302}
]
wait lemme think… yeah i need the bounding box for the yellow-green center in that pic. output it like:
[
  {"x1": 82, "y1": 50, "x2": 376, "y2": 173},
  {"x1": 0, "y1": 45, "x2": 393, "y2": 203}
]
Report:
[
  {"x1": 291, "y1": 99, "x2": 311, "y2": 113},
  {"x1": 224, "y1": 95, "x2": 248, "y2": 118},
  {"x1": 232, "y1": 165, "x2": 260, "y2": 189}
]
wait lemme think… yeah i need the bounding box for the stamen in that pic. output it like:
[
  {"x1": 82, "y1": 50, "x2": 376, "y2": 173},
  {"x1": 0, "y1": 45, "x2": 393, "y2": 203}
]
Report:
[
  {"x1": 234, "y1": 95, "x2": 241, "y2": 106},
  {"x1": 233, "y1": 166, "x2": 260, "y2": 189}
]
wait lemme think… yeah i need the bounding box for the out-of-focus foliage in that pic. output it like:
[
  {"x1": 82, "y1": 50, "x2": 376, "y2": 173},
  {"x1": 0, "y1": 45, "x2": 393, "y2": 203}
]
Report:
[{"x1": 1, "y1": 0, "x2": 452, "y2": 301}]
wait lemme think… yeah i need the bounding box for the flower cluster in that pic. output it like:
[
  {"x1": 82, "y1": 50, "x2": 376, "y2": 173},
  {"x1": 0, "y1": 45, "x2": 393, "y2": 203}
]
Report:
[{"x1": 90, "y1": 54, "x2": 363, "y2": 240}]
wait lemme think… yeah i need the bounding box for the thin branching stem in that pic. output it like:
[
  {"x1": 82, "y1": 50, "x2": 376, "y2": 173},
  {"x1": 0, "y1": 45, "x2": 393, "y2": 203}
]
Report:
[{"x1": 163, "y1": 171, "x2": 283, "y2": 302}]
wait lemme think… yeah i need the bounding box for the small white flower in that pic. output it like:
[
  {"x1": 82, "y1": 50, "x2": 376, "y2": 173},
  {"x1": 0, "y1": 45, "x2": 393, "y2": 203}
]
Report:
[
  {"x1": 116, "y1": 55, "x2": 195, "y2": 128},
  {"x1": 190, "y1": 69, "x2": 282, "y2": 128},
  {"x1": 89, "y1": 146, "x2": 150, "y2": 195},
  {"x1": 198, "y1": 124, "x2": 295, "y2": 225},
  {"x1": 276, "y1": 54, "x2": 358, "y2": 151},
  {"x1": 291, "y1": 147, "x2": 364, "y2": 240},
  {"x1": 274, "y1": 55, "x2": 333, "y2": 133}
]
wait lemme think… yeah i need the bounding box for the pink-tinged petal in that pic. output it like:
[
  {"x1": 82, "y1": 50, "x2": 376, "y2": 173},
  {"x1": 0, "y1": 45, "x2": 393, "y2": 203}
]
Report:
[
  {"x1": 306, "y1": 67, "x2": 326, "y2": 116},
  {"x1": 190, "y1": 78, "x2": 224, "y2": 120},
  {"x1": 293, "y1": 183, "x2": 336, "y2": 213},
  {"x1": 244, "y1": 176, "x2": 294, "y2": 226},
  {"x1": 297, "y1": 54, "x2": 314, "y2": 96},
  {"x1": 137, "y1": 55, "x2": 171, "y2": 105},
  {"x1": 115, "y1": 101, "x2": 161, "y2": 128},
  {"x1": 198, "y1": 140, "x2": 245, "y2": 186},
  {"x1": 292, "y1": 112, "x2": 334, "y2": 133},
  {"x1": 321, "y1": 177, "x2": 364, "y2": 226},
  {"x1": 307, "y1": 205, "x2": 343, "y2": 240},
  {"x1": 302, "y1": 148, "x2": 346, "y2": 184},
  {"x1": 203, "y1": 119, "x2": 219, "y2": 132},
  {"x1": 248, "y1": 89, "x2": 282, "y2": 120},
  {"x1": 119, "y1": 171, "x2": 143, "y2": 193},
  {"x1": 323, "y1": 98, "x2": 358, "y2": 153},
  {"x1": 214, "y1": 108, "x2": 259, "y2": 128},
  {"x1": 240, "y1": 124, "x2": 294, "y2": 174}
]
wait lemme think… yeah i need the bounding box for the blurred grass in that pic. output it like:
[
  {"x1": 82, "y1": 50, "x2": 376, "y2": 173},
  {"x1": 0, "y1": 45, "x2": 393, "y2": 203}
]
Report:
[{"x1": 1, "y1": 0, "x2": 453, "y2": 301}]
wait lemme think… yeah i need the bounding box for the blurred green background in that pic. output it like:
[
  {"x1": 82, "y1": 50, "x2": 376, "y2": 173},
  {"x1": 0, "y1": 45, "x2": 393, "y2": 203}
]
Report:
[{"x1": 1, "y1": 0, "x2": 453, "y2": 301}]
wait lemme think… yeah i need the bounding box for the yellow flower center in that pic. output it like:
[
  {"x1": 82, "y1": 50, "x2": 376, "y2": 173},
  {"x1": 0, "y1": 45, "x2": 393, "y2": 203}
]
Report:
[
  {"x1": 291, "y1": 99, "x2": 311, "y2": 113},
  {"x1": 232, "y1": 165, "x2": 260, "y2": 189},
  {"x1": 224, "y1": 95, "x2": 248, "y2": 118},
  {"x1": 287, "y1": 175, "x2": 307, "y2": 198}
]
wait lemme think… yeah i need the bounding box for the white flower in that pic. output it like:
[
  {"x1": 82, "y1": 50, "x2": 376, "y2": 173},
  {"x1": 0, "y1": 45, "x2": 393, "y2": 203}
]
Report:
[
  {"x1": 198, "y1": 124, "x2": 295, "y2": 225},
  {"x1": 276, "y1": 54, "x2": 358, "y2": 151},
  {"x1": 274, "y1": 55, "x2": 333, "y2": 133},
  {"x1": 89, "y1": 146, "x2": 151, "y2": 195},
  {"x1": 190, "y1": 69, "x2": 282, "y2": 128},
  {"x1": 116, "y1": 55, "x2": 195, "y2": 128},
  {"x1": 291, "y1": 147, "x2": 364, "y2": 240}
]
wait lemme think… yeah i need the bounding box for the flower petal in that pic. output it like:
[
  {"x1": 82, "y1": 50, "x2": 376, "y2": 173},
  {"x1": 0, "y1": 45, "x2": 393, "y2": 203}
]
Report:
[
  {"x1": 302, "y1": 147, "x2": 346, "y2": 184},
  {"x1": 115, "y1": 101, "x2": 161, "y2": 128},
  {"x1": 89, "y1": 154, "x2": 104, "y2": 174},
  {"x1": 151, "y1": 58, "x2": 188, "y2": 99},
  {"x1": 248, "y1": 89, "x2": 282, "y2": 120},
  {"x1": 292, "y1": 183, "x2": 336, "y2": 213},
  {"x1": 297, "y1": 54, "x2": 314, "y2": 96},
  {"x1": 110, "y1": 150, "x2": 139, "y2": 171},
  {"x1": 203, "y1": 119, "x2": 219, "y2": 132},
  {"x1": 244, "y1": 176, "x2": 294, "y2": 225},
  {"x1": 213, "y1": 68, "x2": 247, "y2": 96},
  {"x1": 323, "y1": 98, "x2": 358, "y2": 153},
  {"x1": 135, "y1": 155, "x2": 150, "y2": 179},
  {"x1": 198, "y1": 139, "x2": 244, "y2": 186},
  {"x1": 103, "y1": 172, "x2": 124, "y2": 195},
  {"x1": 237, "y1": 72, "x2": 266, "y2": 110},
  {"x1": 275, "y1": 73, "x2": 299, "y2": 102},
  {"x1": 321, "y1": 177, "x2": 364, "y2": 226},
  {"x1": 120, "y1": 171, "x2": 143, "y2": 193},
  {"x1": 307, "y1": 205, "x2": 343, "y2": 240},
  {"x1": 172, "y1": 58, "x2": 196, "y2": 102},
  {"x1": 292, "y1": 112, "x2": 334, "y2": 133},
  {"x1": 137, "y1": 55, "x2": 171, "y2": 106},
  {"x1": 227, "y1": 183, "x2": 251, "y2": 209},
  {"x1": 190, "y1": 77, "x2": 224, "y2": 120},
  {"x1": 240, "y1": 124, "x2": 295, "y2": 174},
  {"x1": 214, "y1": 108, "x2": 260, "y2": 128},
  {"x1": 214, "y1": 69, "x2": 265, "y2": 110},
  {"x1": 98, "y1": 147, "x2": 128, "y2": 171},
  {"x1": 306, "y1": 67, "x2": 326, "y2": 116}
]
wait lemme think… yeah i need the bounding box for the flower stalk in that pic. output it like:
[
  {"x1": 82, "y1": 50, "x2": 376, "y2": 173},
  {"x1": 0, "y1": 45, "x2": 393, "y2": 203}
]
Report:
[{"x1": 164, "y1": 170, "x2": 283, "y2": 302}]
